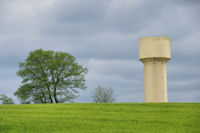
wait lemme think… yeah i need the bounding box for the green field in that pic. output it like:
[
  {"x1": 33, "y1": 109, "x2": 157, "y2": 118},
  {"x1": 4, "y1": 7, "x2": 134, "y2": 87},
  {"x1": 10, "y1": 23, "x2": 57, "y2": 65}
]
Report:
[{"x1": 0, "y1": 103, "x2": 199, "y2": 133}]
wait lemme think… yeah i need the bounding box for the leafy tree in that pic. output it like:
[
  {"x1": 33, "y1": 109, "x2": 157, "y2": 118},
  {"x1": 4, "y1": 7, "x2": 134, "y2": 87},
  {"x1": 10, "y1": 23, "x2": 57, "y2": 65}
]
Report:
[
  {"x1": 92, "y1": 86, "x2": 116, "y2": 103},
  {"x1": 14, "y1": 49, "x2": 88, "y2": 103},
  {"x1": 20, "y1": 100, "x2": 31, "y2": 104},
  {"x1": 0, "y1": 94, "x2": 14, "y2": 104}
]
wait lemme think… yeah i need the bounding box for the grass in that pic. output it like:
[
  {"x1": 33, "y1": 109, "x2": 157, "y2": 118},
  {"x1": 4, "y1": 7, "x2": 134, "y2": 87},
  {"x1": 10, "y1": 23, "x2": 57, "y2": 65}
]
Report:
[{"x1": 0, "y1": 103, "x2": 199, "y2": 133}]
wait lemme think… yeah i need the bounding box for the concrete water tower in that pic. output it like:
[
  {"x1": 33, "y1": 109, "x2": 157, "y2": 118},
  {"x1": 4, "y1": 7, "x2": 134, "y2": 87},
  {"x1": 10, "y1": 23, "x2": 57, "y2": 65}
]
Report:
[{"x1": 139, "y1": 37, "x2": 171, "y2": 102}]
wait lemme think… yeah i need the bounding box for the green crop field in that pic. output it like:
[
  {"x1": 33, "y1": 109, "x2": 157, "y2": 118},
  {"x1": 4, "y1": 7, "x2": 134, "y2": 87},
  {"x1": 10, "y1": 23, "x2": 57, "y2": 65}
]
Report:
[{"x1": 0, "y1": 103, "x2": 199, "y2": 133}]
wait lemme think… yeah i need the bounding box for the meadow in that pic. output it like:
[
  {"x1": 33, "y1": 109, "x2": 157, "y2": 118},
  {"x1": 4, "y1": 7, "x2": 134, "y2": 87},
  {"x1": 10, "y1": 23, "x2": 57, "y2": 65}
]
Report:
[{"x1": 0, "y1": 103, "x2": 199, "y2": 133}]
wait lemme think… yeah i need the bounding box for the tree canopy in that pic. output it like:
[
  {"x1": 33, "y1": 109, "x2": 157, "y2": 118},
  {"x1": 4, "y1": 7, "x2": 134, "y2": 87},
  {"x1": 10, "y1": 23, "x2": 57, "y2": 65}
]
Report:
[
  {"x1": 0, "y1": 94, "x2": 14, "y2": 104},
  {"x1": 14, "y1": 49, "x2": 88, "y2": 103},
  {"x1": 92, "y1": 86, "x2": 116, "y2": 103}
]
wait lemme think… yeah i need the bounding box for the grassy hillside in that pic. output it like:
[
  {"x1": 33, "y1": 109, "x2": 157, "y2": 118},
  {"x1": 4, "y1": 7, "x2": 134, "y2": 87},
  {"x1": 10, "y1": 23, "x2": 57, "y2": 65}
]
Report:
[{"x1": 0, "y1": 103, "x2": 199, "y2": 133}]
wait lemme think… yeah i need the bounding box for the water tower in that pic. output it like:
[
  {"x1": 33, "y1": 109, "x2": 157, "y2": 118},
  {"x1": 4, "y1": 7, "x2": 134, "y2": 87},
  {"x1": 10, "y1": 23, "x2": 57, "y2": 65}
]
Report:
[{"x1": 139, "y1": 37, "x2": 171, "y2": 102}]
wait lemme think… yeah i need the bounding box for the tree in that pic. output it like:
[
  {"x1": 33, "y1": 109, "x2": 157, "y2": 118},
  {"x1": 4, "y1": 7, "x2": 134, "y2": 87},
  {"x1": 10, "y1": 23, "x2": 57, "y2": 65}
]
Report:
[
  {"x1": 0, "y1": 94, "x2": 14, "y2": 104},
  {"x1": 20, "y1": 100, "x2": 31, "y2": 104},
  {"x1": 92, "y1": 86, "x2": 116, "y2": 103},
  {"x1": 14, "y1": 49, "x2": 88, "y2": 103}
]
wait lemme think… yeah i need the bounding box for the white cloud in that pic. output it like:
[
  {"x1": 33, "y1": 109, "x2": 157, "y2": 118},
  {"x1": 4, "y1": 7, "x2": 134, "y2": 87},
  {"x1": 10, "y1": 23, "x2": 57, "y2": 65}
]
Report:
[{"x1": 0, "y1": 0, "x2": 199, "y2": 103}]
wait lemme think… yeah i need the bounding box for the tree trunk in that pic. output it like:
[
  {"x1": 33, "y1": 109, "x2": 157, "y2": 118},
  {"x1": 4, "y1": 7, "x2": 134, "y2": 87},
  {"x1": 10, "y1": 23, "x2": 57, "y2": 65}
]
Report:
[
  {"x1": 54, "y1": 88, "x2": 58, "y2": 103},
  {"x1": 49, "y1": 93, "x2": 53, "y2": 103},
  {"x1": 44, "y1": 97, "x2": 47, "y2": 103},
  {"x1": 40, "y1": 98, "x2": 44, "y2": 103},
  {"x1": 47, "y1": 88, "x2": 53, "y2": 103},
  {"x1": 41, "y1": 90, "x2": 47, "y2": 103}
]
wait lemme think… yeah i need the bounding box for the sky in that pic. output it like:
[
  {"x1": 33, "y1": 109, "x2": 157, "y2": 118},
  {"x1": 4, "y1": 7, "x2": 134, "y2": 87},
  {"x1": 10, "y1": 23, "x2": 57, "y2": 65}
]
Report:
[{"x1": 0, "y1": 0, "x2": 199, "y2": 103}]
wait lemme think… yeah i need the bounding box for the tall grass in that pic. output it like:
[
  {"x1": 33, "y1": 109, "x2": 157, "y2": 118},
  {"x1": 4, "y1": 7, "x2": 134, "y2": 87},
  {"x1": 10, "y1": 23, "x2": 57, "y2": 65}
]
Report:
[{"x1": 0, "y1": 103, "x2": 199, "y2": 133}]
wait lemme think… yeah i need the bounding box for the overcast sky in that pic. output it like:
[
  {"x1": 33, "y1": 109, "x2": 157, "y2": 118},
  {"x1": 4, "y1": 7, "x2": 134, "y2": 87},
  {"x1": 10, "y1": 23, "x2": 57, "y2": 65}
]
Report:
[{"x1": 0, "y1": 0, "x2": 199, "y2": 103}]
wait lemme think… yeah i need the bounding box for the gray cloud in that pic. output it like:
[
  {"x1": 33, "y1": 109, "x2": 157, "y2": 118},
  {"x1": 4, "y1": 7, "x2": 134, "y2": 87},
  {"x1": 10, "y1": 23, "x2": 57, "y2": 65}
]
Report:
[{"x1": 0, "y1": 0, "x2": 199, "y2": 103}]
